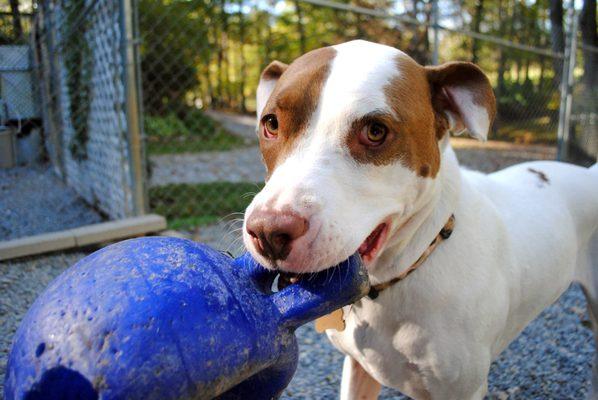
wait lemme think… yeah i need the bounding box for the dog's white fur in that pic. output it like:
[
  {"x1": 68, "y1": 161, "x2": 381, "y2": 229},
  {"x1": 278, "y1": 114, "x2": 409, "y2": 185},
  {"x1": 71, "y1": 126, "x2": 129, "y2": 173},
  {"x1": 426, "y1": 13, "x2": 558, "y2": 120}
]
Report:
[{"x1": 243, "y1": 40, "x2": 598, "y2": 399}]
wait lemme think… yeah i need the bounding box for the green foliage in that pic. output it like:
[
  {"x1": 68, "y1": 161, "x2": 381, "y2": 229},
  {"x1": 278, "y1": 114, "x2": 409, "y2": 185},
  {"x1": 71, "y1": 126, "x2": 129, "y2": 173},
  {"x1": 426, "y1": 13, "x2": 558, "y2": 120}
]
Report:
[
  {"x1": 495, "y1": 118, "x2": 556, "y2": 144},
  {"x1": 144, "y1": 109, "x2": 247, "y2": 154},
  {"x1": 136, "y1": 0, "x2": 575, "y2": 147},
  {"x1": 139, "y1": 0, "x2": 212, "y2": 114},
  {"x1": 149, "y1": 182, "x2": 264, "y2": 229},
  {"x1": 497, "y1": 80, "x2": 557, "y2": 120},
  {"x1": 145, "y1": 113, "x2": 191, "y2": 138},
  {"x1": 63, "y1": 0, "x2": 93, "y2": 160}
]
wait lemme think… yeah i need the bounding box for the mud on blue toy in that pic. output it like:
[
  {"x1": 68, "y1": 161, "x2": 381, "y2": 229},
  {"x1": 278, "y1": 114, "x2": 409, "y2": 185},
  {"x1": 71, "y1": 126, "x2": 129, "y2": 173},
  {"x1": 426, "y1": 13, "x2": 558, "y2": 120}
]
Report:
[{"x1": 5, "y1": 237, "x2": 369, "y2": 400}]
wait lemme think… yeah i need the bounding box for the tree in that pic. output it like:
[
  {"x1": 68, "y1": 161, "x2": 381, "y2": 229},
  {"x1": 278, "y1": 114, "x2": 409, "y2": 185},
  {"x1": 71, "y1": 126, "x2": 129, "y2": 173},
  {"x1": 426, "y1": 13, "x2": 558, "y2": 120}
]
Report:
[
  {"x1": 293, "y1": 0, "x2": 307, "y2": 54},
  {"x1": 138, "y1": 0, "x2": 209, "y2": 114},
  {"x1": 237, "y1": 0, "x2": 248, "y2": 113},
  {"x1": 9, "y1": 0, "x2": 22, "y2": 41},
  {"x1": 579, "y1": 0, "x2": 597, "y2": 89},
  {"x1": 549, "y1": 0, "x2": 564, "y2": 82},
  {"x1": 471, "y1": 0, "x2": 484, "y2": 63}
]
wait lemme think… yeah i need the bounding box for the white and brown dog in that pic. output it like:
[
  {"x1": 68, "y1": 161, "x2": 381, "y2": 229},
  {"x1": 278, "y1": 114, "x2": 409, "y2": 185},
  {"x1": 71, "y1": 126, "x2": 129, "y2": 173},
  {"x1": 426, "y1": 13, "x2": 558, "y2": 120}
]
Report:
[{"x1": 242, "y1": 40, "x2": 598, "y2": 399}]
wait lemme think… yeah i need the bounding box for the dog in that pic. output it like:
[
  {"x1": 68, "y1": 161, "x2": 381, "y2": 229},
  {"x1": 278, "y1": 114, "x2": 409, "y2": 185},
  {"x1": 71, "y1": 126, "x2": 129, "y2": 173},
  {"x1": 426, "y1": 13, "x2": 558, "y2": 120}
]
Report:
[{"x1": 242, "y1": 40, "x2": 598, "y2": 399}]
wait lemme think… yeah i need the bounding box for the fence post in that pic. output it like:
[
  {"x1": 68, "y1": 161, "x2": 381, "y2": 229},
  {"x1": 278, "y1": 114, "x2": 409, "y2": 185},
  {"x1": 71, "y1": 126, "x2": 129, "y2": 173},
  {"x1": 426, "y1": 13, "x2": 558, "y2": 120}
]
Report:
[
  {"x1": 121, "y1": 0, "x2": 147, "y2": 216},
  {"x1": 557, "y1": 4, "x2": 578, "y2": 161},
  {"x1": 431, "y1": 0, "x2": 439, "y2": 65}
]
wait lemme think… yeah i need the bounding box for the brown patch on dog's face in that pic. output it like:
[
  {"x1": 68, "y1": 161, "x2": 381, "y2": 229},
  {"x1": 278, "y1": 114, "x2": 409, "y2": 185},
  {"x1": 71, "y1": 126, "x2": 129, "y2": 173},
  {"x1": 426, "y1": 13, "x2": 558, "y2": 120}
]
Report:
[
  {"x1": 259, "y1": 47, "x2": 337, "y2": 175},
  {"x1": 346, "y1": 55, "x2": 441, "y2": 178}
]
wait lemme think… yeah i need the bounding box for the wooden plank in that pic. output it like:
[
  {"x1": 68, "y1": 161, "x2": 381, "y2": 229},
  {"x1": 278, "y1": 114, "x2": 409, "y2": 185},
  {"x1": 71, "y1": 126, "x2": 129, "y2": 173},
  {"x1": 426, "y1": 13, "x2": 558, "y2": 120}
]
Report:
[
  {"x1": 0, "y1": 214, "x2": 167, "y2": 261},
  {"x1": 0, "y1": 230, "x2": 76, "y2": 261},
  {"x1": 73, "y1": 215, "x2": 166, "y2": 246}
]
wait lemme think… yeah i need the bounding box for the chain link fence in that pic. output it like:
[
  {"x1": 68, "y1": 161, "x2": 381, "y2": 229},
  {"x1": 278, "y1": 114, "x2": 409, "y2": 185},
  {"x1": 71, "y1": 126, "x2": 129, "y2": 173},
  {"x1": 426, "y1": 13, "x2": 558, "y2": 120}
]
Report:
[
  {"x1": 1, "y1": 0, "x2": 596, "y2": 244},
  {"x1": 137, "y1": 0, "x2": 587, "y2": 239},
  {"x1": 0, "y1": 0, "x2": 146, "y2": 242}
]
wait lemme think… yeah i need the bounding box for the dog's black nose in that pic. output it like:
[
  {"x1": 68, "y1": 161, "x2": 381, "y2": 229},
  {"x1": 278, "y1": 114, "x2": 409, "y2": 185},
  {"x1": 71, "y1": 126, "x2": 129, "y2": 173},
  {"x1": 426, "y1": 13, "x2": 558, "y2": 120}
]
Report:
[{"x1": 246, "y1": 210, "x2": 309, "y2": 261}]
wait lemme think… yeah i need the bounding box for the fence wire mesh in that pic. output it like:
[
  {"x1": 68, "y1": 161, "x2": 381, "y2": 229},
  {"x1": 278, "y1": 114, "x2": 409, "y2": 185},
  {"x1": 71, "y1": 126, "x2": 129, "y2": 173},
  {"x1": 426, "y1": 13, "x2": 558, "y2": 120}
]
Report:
[
  {"x1": 34, "y1": 0, "x2": 140, "y2": 219},
  {"x1": 135, "y1": 0, "x2": 583, "y2": 238},
  {"x1": 1, "y1": 0, "x2": 596, "y2": 243},
  {"x1": 0, "y1": 0, "x2": 142, "y2": 241}
]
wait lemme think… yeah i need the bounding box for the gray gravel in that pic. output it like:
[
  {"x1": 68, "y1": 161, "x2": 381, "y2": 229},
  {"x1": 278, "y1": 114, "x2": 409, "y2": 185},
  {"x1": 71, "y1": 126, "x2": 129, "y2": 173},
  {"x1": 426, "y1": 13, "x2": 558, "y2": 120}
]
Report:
[
  {"x1": 1, "y1": 250, "x2": 593, "y2": 399},
  {"x1": 149, "y1": 146, "x2": 266, "y2": 186},
  {"x1": 204, "y1": 110, "x2": 258, "y2": 142},
  {"x1": 2, "y1": 139, "x2": 591, "y2": 399},
  {"x1": 0, "y1": 165, "x2": 103, "y2": 241},
  {"x1": 149, "y1": 109, "x2": 262, "y2": 187}
]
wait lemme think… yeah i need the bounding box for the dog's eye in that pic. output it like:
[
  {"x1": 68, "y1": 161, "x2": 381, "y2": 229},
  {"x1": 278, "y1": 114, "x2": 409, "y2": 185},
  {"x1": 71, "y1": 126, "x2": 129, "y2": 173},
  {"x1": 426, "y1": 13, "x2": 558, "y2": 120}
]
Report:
[
  {"x1": 360, "y1": 122, "x2": 388, "y2": 146},
  {"x1": 262, "y1": 114, "x2": 279, "y2": 139}
]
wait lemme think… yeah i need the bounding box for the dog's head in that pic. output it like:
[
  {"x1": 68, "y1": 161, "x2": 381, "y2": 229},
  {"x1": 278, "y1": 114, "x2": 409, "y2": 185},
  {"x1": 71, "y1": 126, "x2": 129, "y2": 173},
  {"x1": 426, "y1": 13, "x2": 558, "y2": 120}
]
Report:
[{"x1": 243, "y1": 40, "x2": 495, "y2": 273}]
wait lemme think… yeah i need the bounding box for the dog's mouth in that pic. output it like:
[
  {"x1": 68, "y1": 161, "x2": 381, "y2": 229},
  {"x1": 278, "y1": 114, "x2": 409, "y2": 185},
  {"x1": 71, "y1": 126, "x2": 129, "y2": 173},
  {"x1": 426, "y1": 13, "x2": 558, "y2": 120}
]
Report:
[{"x1": 358, "y1": 222, "x2": 389, "y2": 265}]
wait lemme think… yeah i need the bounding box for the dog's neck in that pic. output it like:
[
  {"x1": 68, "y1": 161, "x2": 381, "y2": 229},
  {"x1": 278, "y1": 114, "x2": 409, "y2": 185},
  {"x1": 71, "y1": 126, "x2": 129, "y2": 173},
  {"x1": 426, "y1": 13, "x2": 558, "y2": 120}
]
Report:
[{"x1": 369, "y1": 136, "x2": 462, "y2": 285}]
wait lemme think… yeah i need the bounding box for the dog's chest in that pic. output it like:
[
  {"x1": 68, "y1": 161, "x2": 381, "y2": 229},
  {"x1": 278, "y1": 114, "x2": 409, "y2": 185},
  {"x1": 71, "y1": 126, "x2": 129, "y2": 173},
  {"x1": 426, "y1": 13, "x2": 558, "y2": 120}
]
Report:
[{"x1": 326, "y1": 303, "x2": 431, "y2": 394}]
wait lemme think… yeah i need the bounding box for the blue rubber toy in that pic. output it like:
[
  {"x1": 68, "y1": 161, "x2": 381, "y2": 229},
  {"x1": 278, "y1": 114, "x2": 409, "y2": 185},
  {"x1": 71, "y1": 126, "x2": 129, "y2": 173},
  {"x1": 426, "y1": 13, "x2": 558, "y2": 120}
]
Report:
[{"x1": 5, "y1": 237, "x2": 369, "y2": 400}]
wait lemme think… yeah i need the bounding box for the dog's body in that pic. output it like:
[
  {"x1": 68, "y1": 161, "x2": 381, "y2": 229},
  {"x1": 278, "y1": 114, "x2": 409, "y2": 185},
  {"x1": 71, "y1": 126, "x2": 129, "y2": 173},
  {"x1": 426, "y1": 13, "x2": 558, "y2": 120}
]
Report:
[
  {"x1": 242, "y1": 40, "x2": 598, "y2": 399},
  {"x1": 328, "y1": 153, "x2": 598, "y2": 399}
]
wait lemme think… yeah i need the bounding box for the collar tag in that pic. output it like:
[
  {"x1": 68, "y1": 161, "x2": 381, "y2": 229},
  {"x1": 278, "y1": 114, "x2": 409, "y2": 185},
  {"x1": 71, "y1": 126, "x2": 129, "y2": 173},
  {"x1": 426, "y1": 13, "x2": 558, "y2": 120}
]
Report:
[{"x1": 315, "y1": 308, "x2": 345, "y2": 332}]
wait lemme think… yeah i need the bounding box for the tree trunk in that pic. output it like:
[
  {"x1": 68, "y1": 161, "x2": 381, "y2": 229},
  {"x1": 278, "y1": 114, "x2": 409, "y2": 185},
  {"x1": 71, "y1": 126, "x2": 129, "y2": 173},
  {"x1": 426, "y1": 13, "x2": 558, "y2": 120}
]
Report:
[
  {"x1": 215, "y1": 4, "x2": 224, "y2": 109},
  {"x1": 238, "y1": 0, "x2": 247, "y2": 113},
  {"x1": 580, "y1": 0, "x2": 597, "y2": 89},
  {"x1": 539, "y1": 56, "x2": 546, "y2": 87},
  {"x1": 220, "y1": 0, "x2": 231, "y2": 108},
  {"x1": 496, "y1": 0, "x2": 510, "y2": 97},
  {"x1": 293, "y1": 0, "x2": 306, "y2": 54},
  {"x1": 9, "y1": 0, "x2": 23, "y2": 41},
  {"x1": 263, "y1": 12, "x2": 272, "y2": 70},
  {"x1": 471, "y1": 0, "x2": 484, "y2": 63},
  {"x1": 549, "y1": 0, "x2": 565, "y2": 83}
]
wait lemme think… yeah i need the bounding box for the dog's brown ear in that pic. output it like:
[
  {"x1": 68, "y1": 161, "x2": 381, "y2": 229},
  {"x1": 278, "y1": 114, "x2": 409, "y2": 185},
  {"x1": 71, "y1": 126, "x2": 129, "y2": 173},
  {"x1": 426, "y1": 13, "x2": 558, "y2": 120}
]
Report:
[
  {"x1": 425, "y1": 62, "x2": 496, "y2": 141},
  {"x1": 256, "y1": 61, "x2": 288, "y2": 119}
]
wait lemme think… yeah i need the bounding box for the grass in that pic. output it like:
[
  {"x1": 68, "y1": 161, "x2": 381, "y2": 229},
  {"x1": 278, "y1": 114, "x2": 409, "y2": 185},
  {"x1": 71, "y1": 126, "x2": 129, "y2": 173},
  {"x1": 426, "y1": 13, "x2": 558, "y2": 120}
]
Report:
[
  {"x1": 149, "y1": 181, "x2": 264, "y2": 230},
  {"x1": 144, "y1": 109, "x2": 247, "y2": 155}
]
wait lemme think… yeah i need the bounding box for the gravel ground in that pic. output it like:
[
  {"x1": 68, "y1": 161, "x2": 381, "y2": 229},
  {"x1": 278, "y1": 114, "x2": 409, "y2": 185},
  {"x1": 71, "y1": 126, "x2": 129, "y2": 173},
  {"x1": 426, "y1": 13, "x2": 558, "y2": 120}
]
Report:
[
  {"x1": 3, "y1": 140, "x2": 592, "y2": 399},
  {"x1": 204, "y1": 110, "x2": 258, "y2": 141},
  {"x1": 0, "y1": 241, "x2": 593, "y2": 399},
  {"x1": 0, "y1": 165, "x2": 103, "y2": 241},
  {"x1": 149, "y1": 110, "x2": 261, "y2": 187},
  {"x1": 149, "y1": 146, "x2": 265, "y2": 186}
]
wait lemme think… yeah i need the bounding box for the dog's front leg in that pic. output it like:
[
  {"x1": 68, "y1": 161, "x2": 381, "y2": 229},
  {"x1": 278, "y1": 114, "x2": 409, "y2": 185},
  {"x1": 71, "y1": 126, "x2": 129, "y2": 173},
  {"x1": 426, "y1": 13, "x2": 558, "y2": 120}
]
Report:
[{"x1": 340, "y1": 355, "x2": 382, "y2": 400}]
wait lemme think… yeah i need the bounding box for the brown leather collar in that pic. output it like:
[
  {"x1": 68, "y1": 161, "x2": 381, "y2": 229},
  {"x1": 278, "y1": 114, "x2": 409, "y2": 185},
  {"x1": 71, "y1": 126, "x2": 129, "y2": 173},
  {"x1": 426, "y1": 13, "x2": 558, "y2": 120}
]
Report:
[{"x1": 367, "y1": 214, "x2": 455, "y2": 299}]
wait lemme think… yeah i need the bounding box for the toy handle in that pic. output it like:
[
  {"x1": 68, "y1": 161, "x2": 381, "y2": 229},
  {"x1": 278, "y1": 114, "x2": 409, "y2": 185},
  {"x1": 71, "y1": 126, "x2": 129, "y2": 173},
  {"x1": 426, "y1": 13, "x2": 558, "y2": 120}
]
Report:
[
  {"x1": 271, "y1": 254, "x2": 370, "y2": 329},
  {"x1": 233, "y1": 252, "x2": 278, "y2": 293}
]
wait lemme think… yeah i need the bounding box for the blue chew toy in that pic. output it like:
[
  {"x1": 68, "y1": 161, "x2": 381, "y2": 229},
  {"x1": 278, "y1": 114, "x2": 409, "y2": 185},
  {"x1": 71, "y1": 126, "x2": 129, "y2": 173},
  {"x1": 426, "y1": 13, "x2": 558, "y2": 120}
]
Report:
[{"x1": 5, "y1": 237, "x2": 369, "y2": 400}]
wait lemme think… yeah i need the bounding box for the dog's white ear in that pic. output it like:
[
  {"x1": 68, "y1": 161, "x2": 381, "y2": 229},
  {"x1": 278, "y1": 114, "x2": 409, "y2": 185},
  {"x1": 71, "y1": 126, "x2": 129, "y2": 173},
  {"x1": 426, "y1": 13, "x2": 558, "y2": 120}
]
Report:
[
  {"x1": 426, "y1": 62, "x2": 496, "y2": 141},
  {"x1": 256, "y1": 61, "x2": 288, "y2": 119}
]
